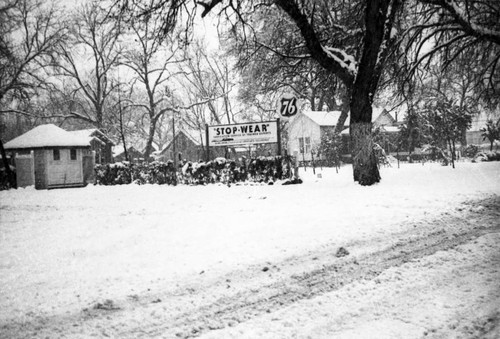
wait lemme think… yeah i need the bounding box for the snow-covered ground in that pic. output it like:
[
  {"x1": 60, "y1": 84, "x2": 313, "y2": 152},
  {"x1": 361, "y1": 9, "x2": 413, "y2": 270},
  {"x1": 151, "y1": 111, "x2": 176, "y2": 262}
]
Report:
[{"x1": 0, "y1": 161, "x2": 499, "y2": 338}]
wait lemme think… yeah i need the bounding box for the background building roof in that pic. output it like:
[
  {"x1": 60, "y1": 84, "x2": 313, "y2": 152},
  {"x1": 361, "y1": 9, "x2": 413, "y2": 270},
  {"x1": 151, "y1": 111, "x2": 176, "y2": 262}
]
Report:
[
  {"x1": 302, "y1": 111, "x2": 347, "y2": 126},
  {"x1": 68, "y1": 128, "x2": 115, "y2": 145}
]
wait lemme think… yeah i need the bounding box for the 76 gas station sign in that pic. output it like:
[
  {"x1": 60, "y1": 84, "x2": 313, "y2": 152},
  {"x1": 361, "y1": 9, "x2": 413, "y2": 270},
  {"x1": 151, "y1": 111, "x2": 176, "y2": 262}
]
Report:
[{"x1": 278, "y1": 95, "x2": 300, "y2": 118}]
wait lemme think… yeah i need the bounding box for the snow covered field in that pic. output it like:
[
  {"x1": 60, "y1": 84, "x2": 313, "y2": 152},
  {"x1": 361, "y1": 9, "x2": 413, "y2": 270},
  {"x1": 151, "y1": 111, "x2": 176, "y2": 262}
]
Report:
[{"x1": 0, "y1": 161, "x2": 499, "y2": 338}]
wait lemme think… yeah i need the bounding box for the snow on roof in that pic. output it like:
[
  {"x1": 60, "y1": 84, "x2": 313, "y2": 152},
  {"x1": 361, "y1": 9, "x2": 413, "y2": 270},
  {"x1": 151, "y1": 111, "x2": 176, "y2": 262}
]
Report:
[
  {"x1": 112, "y1": 145, "x2": 142, "y2": 157},
  {"x1": 160, "y1": 129, "x2": 203, "y2": 154},
  {"x1": 68, "y1": 129, "x2": 102, "y2": 145},
  {"x1": 112, "y1": 145, "x2": 125, "y2": 157},
  {"x1": 381, "y1": 125, "x2": 401, "y2": 133},
  {"x1": 302, "y1": 111, "x2": 349, "y2": 126},
  {"x1": 4, "y1": 124, "x2": 90, "y2": 150},
  {"x1": 180, "y1": 128, "x2": 203, "y2": 146},
  {"x1": 340, "y1": 125, "x2": 401, "y2": 135},
  {"x1": 69, "y1": 128, "x2": 114, "y2": 145},
  {"x1": 303, "y1": 107, "x2": 393, "y2": 127}
]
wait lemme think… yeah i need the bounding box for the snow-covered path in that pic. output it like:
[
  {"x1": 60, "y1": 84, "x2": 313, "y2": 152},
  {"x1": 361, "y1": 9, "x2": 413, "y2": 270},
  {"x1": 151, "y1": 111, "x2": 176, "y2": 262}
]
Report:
[
  {"x1": 0, "y1": 162, "x2": 499, "y2": 338},
  {"x1": 202, "y1": 230, "x2": 500, "y2": 339}
]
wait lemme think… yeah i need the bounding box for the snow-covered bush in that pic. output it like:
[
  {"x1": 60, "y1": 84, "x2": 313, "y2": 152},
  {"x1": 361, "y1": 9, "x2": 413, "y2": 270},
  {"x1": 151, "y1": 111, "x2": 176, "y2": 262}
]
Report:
[
  {"x1": 463, "y1": 144, "x2": 479, "y2": 159},
  {"x1": 473, "y1": 151, "x2": 500, "y2": 163},
  {"x1": 94, "y1": 156, "x2": 293, "y2": 187}
]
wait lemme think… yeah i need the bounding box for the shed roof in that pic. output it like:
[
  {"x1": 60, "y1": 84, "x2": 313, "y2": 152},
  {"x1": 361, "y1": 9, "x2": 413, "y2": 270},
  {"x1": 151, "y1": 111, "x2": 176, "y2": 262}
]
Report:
[{"x1": 4, "y1": 124, "x2": 90, "y2": 150}]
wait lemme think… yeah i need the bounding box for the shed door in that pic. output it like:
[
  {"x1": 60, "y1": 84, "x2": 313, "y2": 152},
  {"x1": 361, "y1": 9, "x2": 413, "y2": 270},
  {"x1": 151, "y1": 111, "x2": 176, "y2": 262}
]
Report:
[{"x1": 48, "y1": 149, "x2": 83, "y2": 186}]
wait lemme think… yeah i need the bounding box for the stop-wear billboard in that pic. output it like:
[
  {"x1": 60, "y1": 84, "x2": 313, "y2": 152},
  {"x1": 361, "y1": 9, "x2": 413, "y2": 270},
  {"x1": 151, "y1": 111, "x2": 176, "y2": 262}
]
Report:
[{"x1": 207, "y1": 121, "x2": 278, "y2": 146}]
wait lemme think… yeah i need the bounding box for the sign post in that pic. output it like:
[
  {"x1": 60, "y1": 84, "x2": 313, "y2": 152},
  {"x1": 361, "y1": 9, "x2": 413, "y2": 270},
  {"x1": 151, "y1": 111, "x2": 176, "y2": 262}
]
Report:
[
  {"x1": 276, "y1": 118, "x2": 281, "y2": 156},
  {"x1": 205, "y1": 124, "x2": 210, "y2": 162}
]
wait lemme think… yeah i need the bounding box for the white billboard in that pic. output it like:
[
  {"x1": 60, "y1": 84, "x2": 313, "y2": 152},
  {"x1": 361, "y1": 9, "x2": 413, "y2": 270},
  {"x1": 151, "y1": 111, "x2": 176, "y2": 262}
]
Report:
[{"x1": 207, "y1": 121, "x2": 278, "y2": 146}]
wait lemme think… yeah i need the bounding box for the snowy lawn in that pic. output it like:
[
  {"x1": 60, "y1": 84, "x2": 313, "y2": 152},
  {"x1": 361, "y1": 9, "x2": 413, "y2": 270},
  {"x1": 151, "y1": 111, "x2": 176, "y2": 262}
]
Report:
[{"x1": 0, "y1": 161, "x2": 499, "y2": 337}]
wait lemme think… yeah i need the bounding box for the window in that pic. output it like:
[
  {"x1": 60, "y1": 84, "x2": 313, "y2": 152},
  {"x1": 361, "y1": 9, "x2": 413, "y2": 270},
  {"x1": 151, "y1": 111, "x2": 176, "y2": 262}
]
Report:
[
  {"x1": 70, "y1": 149, "x2": 77, "y2": 160},
  {"x1": 53, "y1": 149, "x2": 60, "y2": 161},
  {"x1": 298, "y1": 137, "x2": 311, "y2": 154}
]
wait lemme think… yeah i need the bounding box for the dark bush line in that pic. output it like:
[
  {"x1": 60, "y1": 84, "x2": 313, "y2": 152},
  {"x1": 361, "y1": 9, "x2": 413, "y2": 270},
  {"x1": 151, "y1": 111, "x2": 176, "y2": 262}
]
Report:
[
  {"x1": 94, "y1": 156, "x2": 296, "y2": 186},
  {"x1": 0, "y1": 165, "x2": 16, "y2": 190},
  {"x1": 472, "y1": 151, "x2": 500, "y2": 163}
]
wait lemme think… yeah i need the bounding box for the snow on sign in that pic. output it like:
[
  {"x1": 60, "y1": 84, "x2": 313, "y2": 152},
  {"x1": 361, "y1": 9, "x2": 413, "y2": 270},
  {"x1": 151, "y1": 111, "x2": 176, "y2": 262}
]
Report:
[{"x1": 207, "y1": 121, "x2": 278, "y2": 146}]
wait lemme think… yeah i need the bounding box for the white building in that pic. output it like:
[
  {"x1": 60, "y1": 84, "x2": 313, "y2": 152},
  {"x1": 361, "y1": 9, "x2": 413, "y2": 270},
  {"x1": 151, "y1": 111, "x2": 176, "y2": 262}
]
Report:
[{"x1": 287, "y1": 108, "x2": 399, "y2": 161}]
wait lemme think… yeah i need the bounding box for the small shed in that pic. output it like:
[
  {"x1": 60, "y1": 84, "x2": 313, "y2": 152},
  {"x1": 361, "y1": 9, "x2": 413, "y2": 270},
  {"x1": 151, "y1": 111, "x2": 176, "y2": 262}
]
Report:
[{"x1": 4, "y1": 124, "x2": 92, "y2": 189}]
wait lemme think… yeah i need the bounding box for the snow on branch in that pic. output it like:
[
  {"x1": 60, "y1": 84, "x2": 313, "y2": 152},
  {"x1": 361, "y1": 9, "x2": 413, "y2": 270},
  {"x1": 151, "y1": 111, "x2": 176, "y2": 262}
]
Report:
[
  {"x1": 322, "y1": 46, "x2": 358, "y2": 76},
  {"x1": 421, "y1": 0, "x2": 500, "y2": 45}
]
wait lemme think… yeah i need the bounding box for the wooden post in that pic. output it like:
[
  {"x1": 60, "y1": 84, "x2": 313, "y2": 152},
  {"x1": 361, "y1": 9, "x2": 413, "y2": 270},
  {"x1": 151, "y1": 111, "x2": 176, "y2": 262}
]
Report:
[
  {"x1": 293, "y1": 150, "x2": 299, "y2": 178},
  {"x1": 172, "y1": 117, "x2": 176, "y2": 169},
  {"x1": 205, "y1": 124, "x2": 210, "y2": 162},
  {"x1": 311, "y1": 150, "x2": 316, "y2": 175},
  {"x1": 276, "y1": 118, "x2": 282, "y2": 156}
]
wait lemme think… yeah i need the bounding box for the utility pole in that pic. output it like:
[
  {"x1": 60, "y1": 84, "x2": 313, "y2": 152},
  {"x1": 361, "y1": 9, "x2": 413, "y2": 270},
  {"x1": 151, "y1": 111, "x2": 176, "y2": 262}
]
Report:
[{"x1": 172, "y1": 115, "x2": 176, "y2": 167}]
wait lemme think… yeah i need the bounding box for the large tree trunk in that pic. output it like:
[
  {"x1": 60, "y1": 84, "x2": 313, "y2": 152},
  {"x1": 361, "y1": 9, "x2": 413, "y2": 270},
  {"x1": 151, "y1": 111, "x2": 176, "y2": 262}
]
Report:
[
  {"x1": 348, "y1": 0, "x2": 397, "y2": 185},
  {"x1": 144, "y1": 122, "x2": 156, "y2": 162},
  {"x1": 351, "y1": 122, "x2": 380, "y2": 184}
]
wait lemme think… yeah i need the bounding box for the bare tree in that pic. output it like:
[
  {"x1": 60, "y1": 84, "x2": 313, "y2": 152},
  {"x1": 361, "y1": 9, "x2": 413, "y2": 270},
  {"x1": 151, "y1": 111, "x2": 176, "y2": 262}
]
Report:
[
  {"x1": 120, "y1": 0, "x2": 401, "y2": 185},
  {"x1": 120, "y1": 11, "x2": 187, "y2": 160},
  {"x1": 55, "y1": 1, "x2": 122, "y2": 128},
  {"x1": 0, "y1": 0, "x2": 67, "y2": 113},
  {"x1": 401, "y1": 0, "x2": 500, "y2": 105},
  {"x1": 176, "y1": 40, "x2": 237, "y2": 126}
]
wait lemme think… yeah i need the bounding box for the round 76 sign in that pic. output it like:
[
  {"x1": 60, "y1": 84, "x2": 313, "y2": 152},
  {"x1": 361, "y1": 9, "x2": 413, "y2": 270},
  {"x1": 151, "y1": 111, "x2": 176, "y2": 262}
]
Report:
[{"x1": 278, "y1": 95, "x2": 299, "y2": 118}]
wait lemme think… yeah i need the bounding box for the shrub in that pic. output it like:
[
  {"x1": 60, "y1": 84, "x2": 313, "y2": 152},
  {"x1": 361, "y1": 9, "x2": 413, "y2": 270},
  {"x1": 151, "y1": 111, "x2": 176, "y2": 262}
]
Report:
[
  {"x1": 94, "y1": 156, "x2": 294, "y2": 186},
  {"x1": 473, "y1": 151, "x2": 500, "y2": 162},
  {"x1": 463, "y1": 144, "x2": 479, "y2": 158},
  {"x1": 0, "y1": 165, "x2": 16, "y2": 190}
]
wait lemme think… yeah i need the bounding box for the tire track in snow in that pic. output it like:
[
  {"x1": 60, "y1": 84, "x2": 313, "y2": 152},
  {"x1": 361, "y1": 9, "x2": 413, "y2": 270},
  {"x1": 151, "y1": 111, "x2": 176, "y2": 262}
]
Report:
[
  {"x1": 1, "y1": 197, "x2": 499, "y2": 339},
  {"x1": 121, "y1": 196, "x2": 500, "y2": 338}
]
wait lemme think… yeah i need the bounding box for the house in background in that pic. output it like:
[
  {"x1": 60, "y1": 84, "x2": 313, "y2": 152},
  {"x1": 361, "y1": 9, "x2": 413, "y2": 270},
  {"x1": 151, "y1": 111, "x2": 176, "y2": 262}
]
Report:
[
  {"x1": 69, "y1": 129, "x2": 114, "y2": 164},
  {"x1": 465, "y1": 111, "x2": 500, "y2": 150},
  {"x1": 287, "y1": 110, "x2": 348, "y2": 162},
  {"x1": 288, "y1": 108, "x2": 401, "y2": 161},
  {"x1": 4, "y1": 124, "x2": 93, "y2": 189},
  {"x1": 113, "y1": 145, "x2": 144, "y2": 163},
  {"x1": 157, "y1": 129, "x2": 206, "y2": 163}
]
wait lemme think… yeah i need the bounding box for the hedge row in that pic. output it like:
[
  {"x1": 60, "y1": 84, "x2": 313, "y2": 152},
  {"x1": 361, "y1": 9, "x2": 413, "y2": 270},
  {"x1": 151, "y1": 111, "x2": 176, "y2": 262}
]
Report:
[
  {"x1": 472, "y1": 151, "x2": 500, "y2": 163},
  {"x1": 94, "y1": 156, "x2": 295, "y2": 186}
]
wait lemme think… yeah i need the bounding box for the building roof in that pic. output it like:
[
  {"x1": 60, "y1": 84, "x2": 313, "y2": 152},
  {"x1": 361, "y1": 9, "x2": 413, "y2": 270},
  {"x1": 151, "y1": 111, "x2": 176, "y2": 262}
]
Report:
[
  {"x1": 179, "y1": 128, "x2": 203, "y2": 146},
  {"x1": 4, "y1": 124, "x2": 90, "y2": 150},
  {"x1": 69, "y1": 128, "x2": 115, "y2": 145},
  {"x1": 340, "y1": 124, "x2": 401, "y2": 135},
  {"x1": 302, "y1": 111, "x2": 348, "y2": 126},
  {"x1": 160, "y1": 129, "x2": 203, "y2": 155},
  {"x1": 112, "y1": 145, "x2": 142, "y2": 157},
  {"x1": 300, "y1": 107, "x2": 395, "y2": 127}
]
